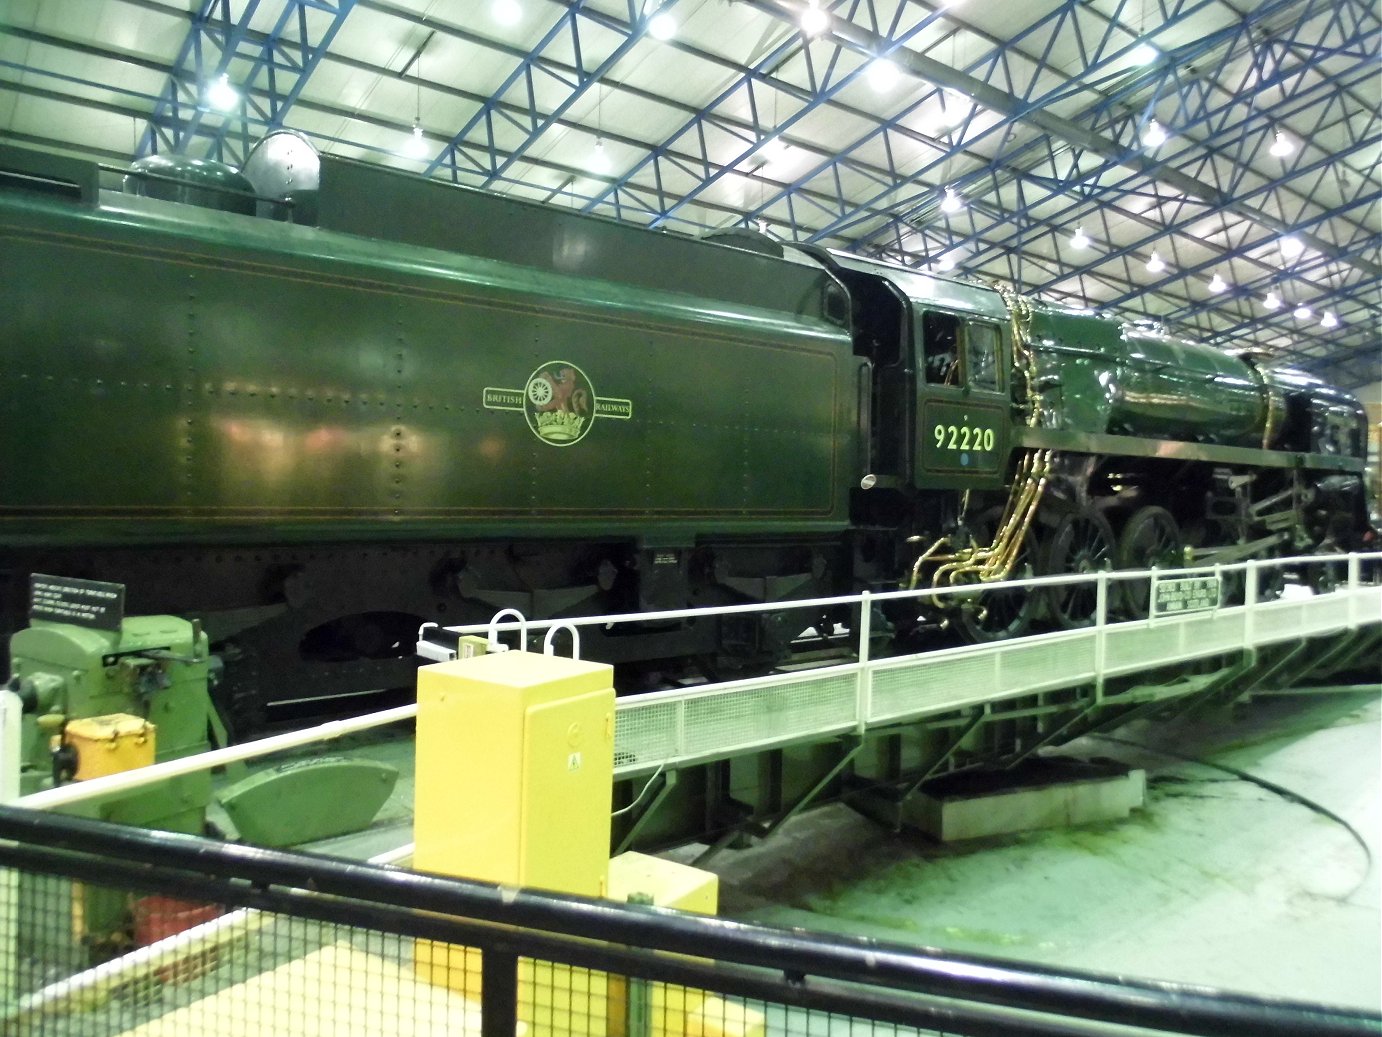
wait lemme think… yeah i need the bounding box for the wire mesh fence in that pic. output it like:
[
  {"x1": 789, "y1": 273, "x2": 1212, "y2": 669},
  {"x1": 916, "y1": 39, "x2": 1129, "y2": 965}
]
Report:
[{"x1": 2, "y1": 806, "x2": 1378, "y2": 1037}]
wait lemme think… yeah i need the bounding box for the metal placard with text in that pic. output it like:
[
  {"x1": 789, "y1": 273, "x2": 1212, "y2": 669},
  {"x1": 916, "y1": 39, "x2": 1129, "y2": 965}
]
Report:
[
  {"x1": 29, "y1": 574, "x2": 126, "y2": 630},
  {"x1": 1151, "y1": 574, "x2": 1221, "y2": 618}
]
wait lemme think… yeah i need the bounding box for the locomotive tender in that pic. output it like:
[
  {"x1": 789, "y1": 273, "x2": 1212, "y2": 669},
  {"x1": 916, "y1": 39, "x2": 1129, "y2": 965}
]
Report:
[{"x1": 0, "y1": 132, "x2": 1369, "y2": 734}]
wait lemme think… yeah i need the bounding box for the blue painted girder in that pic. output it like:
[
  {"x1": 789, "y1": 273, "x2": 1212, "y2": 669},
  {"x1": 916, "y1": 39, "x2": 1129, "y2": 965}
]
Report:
[{"x1": 139, "y1": 0, "x2": 356, "y2": 165}]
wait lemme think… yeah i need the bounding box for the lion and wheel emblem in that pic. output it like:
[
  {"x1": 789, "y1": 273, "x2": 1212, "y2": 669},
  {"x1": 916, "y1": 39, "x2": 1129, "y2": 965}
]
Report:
[{"x1": 482, "y1": 361, "x2": 632, "y2": 446}]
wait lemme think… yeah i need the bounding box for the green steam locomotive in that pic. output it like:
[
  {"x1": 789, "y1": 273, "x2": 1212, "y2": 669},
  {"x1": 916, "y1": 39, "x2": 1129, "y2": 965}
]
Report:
[{"x1": 0, "y1": 131, "x2": 1369, "y2": 734}]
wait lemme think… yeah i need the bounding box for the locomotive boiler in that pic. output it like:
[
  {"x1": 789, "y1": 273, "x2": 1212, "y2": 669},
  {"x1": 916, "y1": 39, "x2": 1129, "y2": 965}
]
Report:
[{"x1": 0, "y1": 131, "x2": 1369, "y2": 735}]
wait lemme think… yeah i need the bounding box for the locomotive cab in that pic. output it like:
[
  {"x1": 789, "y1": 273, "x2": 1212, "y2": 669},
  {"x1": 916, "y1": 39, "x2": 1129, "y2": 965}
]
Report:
[
  {"x1": 802, "y1": 249, "x2": 1016, "y2": 499},
  {"x1": 914, "y1": 308, "x2": 1010, "y2": 491},
  {"x1": 798, "y1": 249, "x2": 1036, "y2": 639}
]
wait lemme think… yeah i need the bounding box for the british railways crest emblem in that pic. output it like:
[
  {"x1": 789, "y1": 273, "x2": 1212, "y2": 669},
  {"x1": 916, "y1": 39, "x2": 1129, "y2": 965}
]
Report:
[{"x1": 482, "y1": 362, "x2": 633, "y2": 447}]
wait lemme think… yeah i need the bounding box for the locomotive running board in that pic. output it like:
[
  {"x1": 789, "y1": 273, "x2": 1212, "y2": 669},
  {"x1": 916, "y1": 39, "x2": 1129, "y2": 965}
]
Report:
[{"x1": 1013, "y1": 427, "x2": 1364, "y2": 473}]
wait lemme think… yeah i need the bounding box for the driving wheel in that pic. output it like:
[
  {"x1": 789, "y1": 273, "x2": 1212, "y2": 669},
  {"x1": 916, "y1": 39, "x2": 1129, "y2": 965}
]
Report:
[
  {"x1": 1042, "y1": 508, "x2": 1116, "y2": 628},
  {"x1": 1115, "y1": 506, "x2": 1182, "y2": 619}
]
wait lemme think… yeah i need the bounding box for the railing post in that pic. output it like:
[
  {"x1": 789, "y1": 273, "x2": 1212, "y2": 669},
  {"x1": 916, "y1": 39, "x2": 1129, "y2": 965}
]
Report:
[
  {"x1": 1094, "y1": 573, "x2": 1107, "y2": 702},
  {"x1": 857, "y1": 590, "x2": 873, "y2": 732},
  {"x1": 0, "y1": 690, "x2": 17, "y2": 807},
  {"x1": 481, "y1": 947, "x2": 519, "y2": 1037},
  {"x1": 1, "y1": 688, "x2": 19, "y2": 1006},
  {"x1": 1244, "y1": 559, "x2": 1257, "y2": 647},
  {"x1": 625, "y1": 892, "x2": 654, "y2": 1037},
  {"x1": 1347, "y1": 553, "x2": 1361, "y2": 630}
]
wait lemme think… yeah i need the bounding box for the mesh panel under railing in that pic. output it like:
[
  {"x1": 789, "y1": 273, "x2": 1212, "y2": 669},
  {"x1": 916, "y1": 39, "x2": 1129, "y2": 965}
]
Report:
[
  {"x1": 613, "y1": 697, "x2": 683, "y2": 776},
  {"x1": 1299, "y1": 593, "x2": 1352, "y2": 635},
  {"x1": 0, "y1": 873, "x2": 962, "y2": 1037},
  {"x1": 614, "y1": 671, "x2": 858, "y2": 776},
  {"x1": 994, "y1": 635, "x2": 1096, "y2": 693},
  {"x1": 8, "y1": 887, "x2": 483, "y2": 1036},
  {"x1": 1254, "y1": 600, "x2": 1324, "y2": 643},
  {"x1": 1102, "y1": 622, "x2": 1189, "y2": 677},
  {"x1": 868, "y1": 652, "x2": 996, "y2": 722},
  {"x1": 6, "y1": 869, "x2": 740, "y2": 1037},
  {"x1": 0, "y1": 845, "x2": 1022, "y2": 1037},
  {"x1": 677, "y1": 671, "x2": 857, "y2": 760},
  {"x1": 1183, "y1": 609, "x2": 1251, "y2": 656}
]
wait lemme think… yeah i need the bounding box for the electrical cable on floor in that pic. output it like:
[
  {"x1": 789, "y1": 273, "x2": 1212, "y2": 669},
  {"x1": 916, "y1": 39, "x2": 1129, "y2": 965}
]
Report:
[{"x1": 1089, "y1": 734, "x2": 1374, "y2": 897}]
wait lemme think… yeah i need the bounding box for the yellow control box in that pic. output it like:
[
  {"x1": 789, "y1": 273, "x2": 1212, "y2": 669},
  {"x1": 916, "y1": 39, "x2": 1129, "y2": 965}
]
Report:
[
  {"x1": 413, "y1": 650, "x2": 615, "y2": 895},
  {"x1": 414, "y1": 650, "x2": 616, "y2": 1037},
  {"x1": 62, "y1": 713, "x2": 155, "y2": 780},
  {"x1": 412, "y1": 652, "x2": 761, "y2": 1037}
]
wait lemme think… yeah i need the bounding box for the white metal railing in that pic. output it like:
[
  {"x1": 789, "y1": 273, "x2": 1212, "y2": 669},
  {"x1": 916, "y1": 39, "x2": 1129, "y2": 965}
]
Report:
[
  {"x1": 6, "y1": 554, "x2": 1378, "y2": 811},
  {"x1": 422, "y1": 552, "x2": 1380, "y2": 777},
  {"x1": 12, "y1": 704, "x2": 419, "y2": 814}
]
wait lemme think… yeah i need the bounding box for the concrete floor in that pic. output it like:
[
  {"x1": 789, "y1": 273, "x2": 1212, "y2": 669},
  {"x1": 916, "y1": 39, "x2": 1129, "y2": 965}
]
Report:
[{"x1": 688, "y1": 690, "x2": 1382, "y2": 1014}]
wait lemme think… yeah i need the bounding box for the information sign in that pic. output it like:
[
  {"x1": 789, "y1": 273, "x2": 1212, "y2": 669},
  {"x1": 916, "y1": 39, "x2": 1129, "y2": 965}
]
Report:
[
  {"x1": 1151, "y1": 574, "x2": 1221, "y2": 617},
  {"x1": 29, "y1": 574, "x2": 126, "y2": 630}
]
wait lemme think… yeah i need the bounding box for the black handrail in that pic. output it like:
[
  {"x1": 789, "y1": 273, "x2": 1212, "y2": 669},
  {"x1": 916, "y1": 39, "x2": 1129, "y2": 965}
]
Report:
[{"x1": 0, "y1": 805, "x2": 1377, "y2": 1037}]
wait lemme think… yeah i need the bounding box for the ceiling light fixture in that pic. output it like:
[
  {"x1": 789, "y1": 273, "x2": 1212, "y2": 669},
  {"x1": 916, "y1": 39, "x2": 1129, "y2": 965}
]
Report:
[
  {"x1": 1319, "y1": 312, "x2": 1338, "y2": 329},
  {"x1": 1129, "y1": 42, "x2": 1159, "y2": 65},
  {"x1": 648, "y1": 12, "x2": 676, "y2": 40},
  {"x1": 1070, "y1": 226, "x2": 1091, "y2": 249},
  {"x1": 590, "y1": 137, "x2": 611, "y2": 174},
  {"x1": 1142, "y1": 118, "x2": 1168, "y2": 148},
  {"x1": 206, "y1": 73, "x2": 239, "y2": 111},
  {"x1": 1145, "y1": 251, "x2": 1166, "y2": 273},
  {"x1": 1293, "y1": 304, "x2": 1312, "y2": 320},
  {"x1": 404, "y1": 122, "x2": 429, "y2": 159},
  {"x1": 1262, "y1": 291, "x2": 1282, "y2": 310},
  {"x1": 936, "y1": 254, "x2": 957, "y2": 272},
  {"x1": 866, "y1": 58, "x2": 899, "y2": 92},
  {"x1": 1279, "y1": 235, "x2": 1304, "y2": 259},
  {"x1": 939, "y1": 187, "x2": 964, "y2": 214},
  {"x1": 1207, "y1": 272, "x2": 1228, "y2": 293},
  {"x1": 761, "y1": 135, "x2": 791, "y2": 164},
  {"x1": 401, "y1": 51, "x2": 429, "y2": 161},
  {"x1": 800, "y1": 1, "x2": 830, "y2": 35},
  {"x1": 492, "y1": 0, "x2": 522, "y2": 26},
  {"x1": 931, "y1": 89, "x2": 969, "y2": 133},
  {"x1": 1269, "y1": 131, "x2": 1294, "y2": 158}
]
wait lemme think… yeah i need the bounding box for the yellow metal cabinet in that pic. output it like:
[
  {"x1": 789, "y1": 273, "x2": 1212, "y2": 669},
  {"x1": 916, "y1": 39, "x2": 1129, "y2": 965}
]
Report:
[
  {"x1": 413, "y1": 650, "x2": 615, "y2": 896},
  {"x1": 413, "y1": 651, "x2": 616, "y2": 1037}
]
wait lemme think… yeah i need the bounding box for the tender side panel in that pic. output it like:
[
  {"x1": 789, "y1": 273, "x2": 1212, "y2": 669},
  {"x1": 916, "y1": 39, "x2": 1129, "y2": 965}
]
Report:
[
  {"x1": 316, "y1": 156, "x2": 844, "y2": 323},
  {"x1": 0, "y1": 192, "x2": 854, "y2": 545}
]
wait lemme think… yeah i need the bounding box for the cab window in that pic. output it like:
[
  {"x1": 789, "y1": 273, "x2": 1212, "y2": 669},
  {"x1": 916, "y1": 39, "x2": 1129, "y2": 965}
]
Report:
[
  {"x1": 922, "y1": 312, "x2": 959, "y2": 386},
  {"x1": 966, "y1": 322, "x2": 1001, "y2": 391},
  {"x1": 923, "y1": 312, "x2": 1002, "y2": 391}
]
